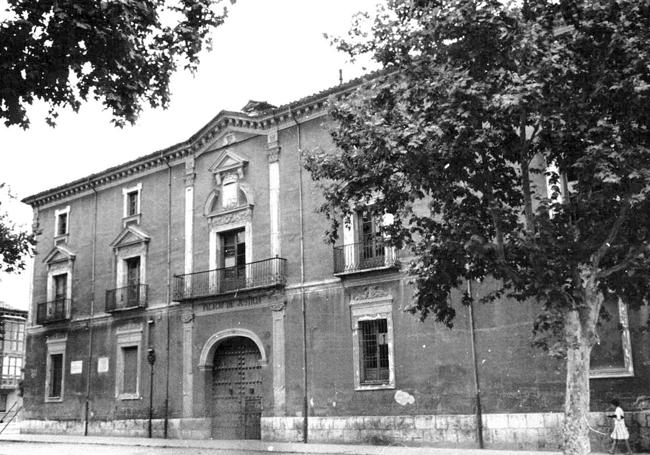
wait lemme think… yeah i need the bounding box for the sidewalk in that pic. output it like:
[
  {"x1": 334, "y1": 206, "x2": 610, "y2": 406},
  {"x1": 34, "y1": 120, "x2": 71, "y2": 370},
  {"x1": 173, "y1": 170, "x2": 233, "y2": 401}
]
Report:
[
  {"x1": 0, "y1": 432, "x2": 633, "y2": 455},
  {"x1": 0, "y1": 433, "x2": 556, "y2": 454}
]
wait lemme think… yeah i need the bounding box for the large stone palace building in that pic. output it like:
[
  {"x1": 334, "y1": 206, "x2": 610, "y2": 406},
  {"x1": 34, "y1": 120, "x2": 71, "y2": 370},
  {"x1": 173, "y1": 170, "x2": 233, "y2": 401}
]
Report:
[{"x1": 21, "y1": 78, "x2": 650, "y2": 450}]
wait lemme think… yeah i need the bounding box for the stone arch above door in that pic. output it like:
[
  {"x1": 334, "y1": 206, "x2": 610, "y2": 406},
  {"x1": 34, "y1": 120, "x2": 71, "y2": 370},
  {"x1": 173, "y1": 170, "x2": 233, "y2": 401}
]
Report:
[{"x1": 198, "y1": 328, "x2": 267, "y2": 370}]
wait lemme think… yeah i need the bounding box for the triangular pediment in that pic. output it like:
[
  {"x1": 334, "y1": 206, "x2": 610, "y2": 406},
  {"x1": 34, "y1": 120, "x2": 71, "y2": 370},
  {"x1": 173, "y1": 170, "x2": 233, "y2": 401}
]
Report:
[
  {"x1": 110, "y1": 225, "x2": 151, "y2": 249},
  {"x1": 43, "y1": 245, "x2": 76, "y2": 264},
  {"x1": 208, "y1": 150, "x2": 249, "y2": 175},
  {"x1": 197, "y1": 127, "x2": 260, "y2": 159}
]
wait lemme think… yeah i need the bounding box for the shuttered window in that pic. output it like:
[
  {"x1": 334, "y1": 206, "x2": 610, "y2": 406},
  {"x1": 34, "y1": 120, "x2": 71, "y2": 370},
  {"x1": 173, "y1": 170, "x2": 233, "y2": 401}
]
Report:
[{"x1": 121, "y1": 346, "x2": 138, "y2": 395}]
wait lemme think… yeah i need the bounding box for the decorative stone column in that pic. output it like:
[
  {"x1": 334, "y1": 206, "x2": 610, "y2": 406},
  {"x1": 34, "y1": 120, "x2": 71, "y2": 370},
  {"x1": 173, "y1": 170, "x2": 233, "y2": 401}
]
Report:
[
  {"x1": 184, "y1": 156, "x2": 195, "y2": 295},
  {"x1": 270, "y1": 298, "x2": 286, "y2": 416},
  {"x1": 181, "y1": 309, "x2": 194, "y2": 418},
  {"x1": 267, "y1": 127, "x2": 281, "y2": 257}
]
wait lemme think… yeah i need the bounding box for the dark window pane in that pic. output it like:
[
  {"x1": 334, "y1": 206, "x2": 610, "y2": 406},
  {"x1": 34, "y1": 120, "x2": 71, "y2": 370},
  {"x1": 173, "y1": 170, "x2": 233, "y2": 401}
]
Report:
[
  {"x1": 127, "y1": 191, "x2": 138, "y2": 216},
  {"x1": 49, "y1": 354, "x2": 63, "y2": 398},
  {"x1": 54, "y1": 274, "x2": 67, "y2": 301},
  {"x1": 57, "y1": 213, "x2": 67, "y2": 235},
  {"x1": 122, "y1": 346, "x2": 138, "y2": 394}
]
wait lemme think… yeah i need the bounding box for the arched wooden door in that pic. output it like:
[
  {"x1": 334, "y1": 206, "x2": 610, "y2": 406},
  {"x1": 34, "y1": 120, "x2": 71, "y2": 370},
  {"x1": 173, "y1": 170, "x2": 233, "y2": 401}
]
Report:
[{"x1": 211, "y1": 336, "x2": 262, "y2": 439}]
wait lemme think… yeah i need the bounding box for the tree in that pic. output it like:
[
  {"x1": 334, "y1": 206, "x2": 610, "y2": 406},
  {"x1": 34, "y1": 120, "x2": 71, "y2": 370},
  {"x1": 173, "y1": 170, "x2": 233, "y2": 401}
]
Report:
[
  {"x1": 0, "y1": 185, "x2": 34, "y2": 273},
  {"x1": 305, "y1": 1, "x2": 650, "y2": 454},
  {"x1": 0, "y1": 0, "x2": 233, "y2": 128}
]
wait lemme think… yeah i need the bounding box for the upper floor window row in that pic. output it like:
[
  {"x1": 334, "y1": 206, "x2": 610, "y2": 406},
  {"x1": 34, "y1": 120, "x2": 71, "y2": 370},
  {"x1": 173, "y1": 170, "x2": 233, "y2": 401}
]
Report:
[{"x1": 51, "y1": 182, "x2": 143, "y2": 238}]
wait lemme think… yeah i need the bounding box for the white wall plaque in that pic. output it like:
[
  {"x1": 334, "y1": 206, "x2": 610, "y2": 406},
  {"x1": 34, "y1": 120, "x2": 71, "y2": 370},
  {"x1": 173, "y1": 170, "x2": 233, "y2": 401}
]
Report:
[
  {"x1": 97, "y1": 357, "x2": 109, "y2": 373},
  {"x1": 70, "y1": 360, "x2": 83, "y2": 375}
]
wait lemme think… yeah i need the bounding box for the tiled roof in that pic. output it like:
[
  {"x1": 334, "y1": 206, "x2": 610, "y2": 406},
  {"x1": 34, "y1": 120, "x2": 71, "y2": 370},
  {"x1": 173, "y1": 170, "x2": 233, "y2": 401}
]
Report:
[{"x1": 0, "y1": 301, "x2": 28, "y2": 317}]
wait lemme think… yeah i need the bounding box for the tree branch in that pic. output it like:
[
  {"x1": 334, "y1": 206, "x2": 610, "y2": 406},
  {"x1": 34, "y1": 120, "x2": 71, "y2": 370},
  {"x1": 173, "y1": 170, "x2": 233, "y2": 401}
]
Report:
[
  {"x1": 591, "y1": 200, "x2": 630, "y2": 271},
  {"x1": 597, "y1": 244, "x2": 647, "y2": 280}
]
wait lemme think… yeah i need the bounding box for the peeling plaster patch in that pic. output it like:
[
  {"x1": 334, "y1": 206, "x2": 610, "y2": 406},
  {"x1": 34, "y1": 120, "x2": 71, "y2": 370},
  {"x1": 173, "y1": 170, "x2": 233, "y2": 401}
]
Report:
[
  {"x1": 394, "y1": 390, "x2": 415, "y2": 406},
  {"x1": 332, "y1": 401, "x2": 336, "y2": 407},
  {"x1": 310, "y1": 398, "x2": 314, "y2": 407}
]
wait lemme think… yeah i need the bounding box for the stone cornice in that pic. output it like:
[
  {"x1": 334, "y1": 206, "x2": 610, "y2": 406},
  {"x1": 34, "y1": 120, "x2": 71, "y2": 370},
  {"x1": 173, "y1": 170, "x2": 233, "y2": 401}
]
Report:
[{"x1": 22, "y1": 71, "x2": 382, "y2": 208}]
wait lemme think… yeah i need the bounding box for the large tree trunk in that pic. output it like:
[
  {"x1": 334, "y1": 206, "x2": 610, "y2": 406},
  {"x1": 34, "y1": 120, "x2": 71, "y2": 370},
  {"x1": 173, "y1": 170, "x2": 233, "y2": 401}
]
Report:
[{"x1": 562, "y1": 309, "x2": 593, "y2": 455}]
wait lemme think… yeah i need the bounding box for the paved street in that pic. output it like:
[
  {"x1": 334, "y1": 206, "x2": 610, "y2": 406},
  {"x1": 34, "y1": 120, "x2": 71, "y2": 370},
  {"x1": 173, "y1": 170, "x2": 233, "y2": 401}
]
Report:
[
  {"x1": 0, "y1": 441, "x2": 339, "y2": 455},
  {"x1": 0, "y1": 434, "x2": 645, "y2": 455}
]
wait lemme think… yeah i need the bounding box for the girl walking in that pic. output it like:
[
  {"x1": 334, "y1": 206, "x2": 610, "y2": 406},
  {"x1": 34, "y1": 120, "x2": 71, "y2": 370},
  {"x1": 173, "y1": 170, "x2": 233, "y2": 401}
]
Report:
[{"x1": 609, "y1": 398, "x2": 632, "y2": 454}]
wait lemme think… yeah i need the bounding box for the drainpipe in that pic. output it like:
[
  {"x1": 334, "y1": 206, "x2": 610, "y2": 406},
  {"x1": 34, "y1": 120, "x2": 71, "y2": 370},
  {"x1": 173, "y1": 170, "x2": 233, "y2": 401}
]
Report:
[
  {"x1": 163, "y1": 154, "x2": 172, "y2": 438},
  {"x1": 290, "y1": 108, "x2": 308, "y2": 443},
  {"x1": 467, "y1": 279, "x2": 484, "y2": 448},
  {"x1": 84, "y1": 179, "x2": 98, "y2": 436}
]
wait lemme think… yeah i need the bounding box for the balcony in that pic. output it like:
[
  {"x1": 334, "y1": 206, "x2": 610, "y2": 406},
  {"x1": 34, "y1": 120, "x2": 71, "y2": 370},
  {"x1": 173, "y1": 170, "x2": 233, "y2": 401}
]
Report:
[
  {"x1": 173, "y1": 257, "x2": 287, "y2": 301},
  {"x1": 105, "y1": 284, "x2": 148, "y2": 312},
  {"x1": 333, "y1": 238, "x2": 398, "y2": 275},
  {"x1": 36, "y1": 298, "x2": 71, "y2": 324},
  {"x1": 1, "y1": 375, "x2": 19, "y2": 389}
]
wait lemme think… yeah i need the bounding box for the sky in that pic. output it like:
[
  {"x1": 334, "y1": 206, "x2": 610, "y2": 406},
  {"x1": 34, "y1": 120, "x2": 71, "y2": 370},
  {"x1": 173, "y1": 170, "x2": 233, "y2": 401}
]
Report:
[{"x1": 0, "y1": 0, "x2": 383, "y2": 311}]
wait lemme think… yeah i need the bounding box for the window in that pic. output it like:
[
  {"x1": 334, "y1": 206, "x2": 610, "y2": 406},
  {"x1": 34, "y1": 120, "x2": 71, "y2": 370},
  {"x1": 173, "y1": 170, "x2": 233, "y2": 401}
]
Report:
[
  {"x1": 336, "y1": 210, "x2": 396, "y2": 274},
  {"x1": 54, "y1": 274, "x2": 67, "y2": 302},
  {"x1": 590, "y1": 297, "x2": 634, "y2": 378},
  {"x1": 359, "y1": 319, "x2": 390, "y2": 383},
  {"x1": 222, "y1": 177, "x2": 239, "y2": 209},
  {"x1": 121, "y1": 346, "x2": 138, "y2": 394},
  {"x1": 116, "y1": 325, "x2": 142, "y2": 399},
  {"x1": 350, "y1": 293, "x2": 395, "y2": 390},
  {"x1": 54, "y1": 206, "x2": 70, "y2": 237},
  {"x1": 122, "y1": 183, "x2": 142, "y2": 223},
  {"x1": 3, "y1": 320, "x2": 25, "y2": 352},
  {"x1": 48, "y1": 354, "x2": 63, "y2": 398},
  {"x1": 126, "y1": 191, "x2": 139, "y2": 216},
  {"x1": 2, "y1": 355, "x2": 23, "y2": 386},
  {"x1": 45, "y1": 335, "x2": 66, "y2": 402},
  {"x1": 359, "y1": 213, "x2": 385, "y2": 266},
  {"x1": 217, "y1": 229, "x2": 246, "y2": 292}
]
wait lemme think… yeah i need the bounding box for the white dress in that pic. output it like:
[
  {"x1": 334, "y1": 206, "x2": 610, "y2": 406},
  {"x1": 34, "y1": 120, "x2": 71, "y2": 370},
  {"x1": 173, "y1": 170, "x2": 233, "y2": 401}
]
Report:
[{"x1": 611, "y1": 406, "x2": 630, "y2": 440}]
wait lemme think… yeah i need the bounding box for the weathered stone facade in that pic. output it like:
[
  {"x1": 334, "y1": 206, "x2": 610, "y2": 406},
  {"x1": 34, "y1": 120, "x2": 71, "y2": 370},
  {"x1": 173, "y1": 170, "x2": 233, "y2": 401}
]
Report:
[{"x1": 21, "y1": 78, "x2": 650, "y2": 450}]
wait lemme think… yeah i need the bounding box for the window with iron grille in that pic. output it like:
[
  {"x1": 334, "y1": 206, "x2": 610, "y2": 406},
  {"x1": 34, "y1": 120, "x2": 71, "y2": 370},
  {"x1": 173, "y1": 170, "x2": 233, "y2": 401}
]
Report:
[{"x1": 359, "y1": 319, "x2": 390, "y2": 384}]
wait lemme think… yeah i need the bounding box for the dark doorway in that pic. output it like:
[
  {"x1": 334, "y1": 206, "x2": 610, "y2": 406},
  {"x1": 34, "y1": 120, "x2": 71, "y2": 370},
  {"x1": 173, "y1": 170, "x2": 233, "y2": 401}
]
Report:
[{"x1": 211, "y1": 336, "x2": 262, "y2": 439}]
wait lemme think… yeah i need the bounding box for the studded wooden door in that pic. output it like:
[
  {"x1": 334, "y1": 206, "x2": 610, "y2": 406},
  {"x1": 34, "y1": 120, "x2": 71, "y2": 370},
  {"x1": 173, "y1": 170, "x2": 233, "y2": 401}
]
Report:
[{"x1": 211, "y1": 337, "x2": 262, "y2": 439}]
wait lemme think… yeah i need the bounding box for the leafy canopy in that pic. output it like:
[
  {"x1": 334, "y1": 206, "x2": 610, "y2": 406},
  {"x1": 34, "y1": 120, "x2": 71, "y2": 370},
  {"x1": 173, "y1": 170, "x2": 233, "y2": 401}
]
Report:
[
  {"x1": 0, "y1": 0, "x2": 233, "y2": 128},
  {"x1": 0, "y1": 185, "x2": 34, "y2": 273},
  {"x1": 306, "y1": 0, "x2": 650, "y2": 350}
]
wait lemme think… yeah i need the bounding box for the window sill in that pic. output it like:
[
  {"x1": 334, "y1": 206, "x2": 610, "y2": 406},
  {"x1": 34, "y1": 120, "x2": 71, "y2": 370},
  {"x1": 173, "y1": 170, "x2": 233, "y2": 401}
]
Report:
[
  {"x1": 44, "y1": 397, "x2": 64, "y2": 403},
  {"x1": 54, "y1": 234, "x2": 69, "y2": 245},
  {"x1": 117, "y1": 393, "x2": 141, "y2": 401},
  {"x1": 355, "y1": 383, "x2": 395, "y2": 391},
  {"x1": 123, "y1": 214, "x2": 141, "y2": 227},
  {"x1": 590, "y1": 367, "x2": 634, "y2": 379}
]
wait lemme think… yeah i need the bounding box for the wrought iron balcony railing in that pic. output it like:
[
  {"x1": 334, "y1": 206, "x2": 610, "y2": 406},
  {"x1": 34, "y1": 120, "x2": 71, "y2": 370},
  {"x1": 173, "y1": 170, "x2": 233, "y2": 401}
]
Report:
[
  {"x1": 333, "y1": 238, "x2": 397, "y2": 274},
  {"x1": 36, "y1": 298, "x2": 71, "y2": 324},
  {"x1": 173, "y1": 257, "x2": 287, "y2": 301},
  {"x1": 105, "y1": 284, "x2": 148, "y2": 312}
]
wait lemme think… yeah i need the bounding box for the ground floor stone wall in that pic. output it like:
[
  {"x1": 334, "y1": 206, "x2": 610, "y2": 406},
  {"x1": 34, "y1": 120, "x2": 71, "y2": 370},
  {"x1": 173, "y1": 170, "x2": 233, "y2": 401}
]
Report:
[
  {"x1": 21, "y1": 411, "x2": 650, "y2": 451},
  {"x1": 262, "y1": 411, "x2": 650, "y2": 452}
]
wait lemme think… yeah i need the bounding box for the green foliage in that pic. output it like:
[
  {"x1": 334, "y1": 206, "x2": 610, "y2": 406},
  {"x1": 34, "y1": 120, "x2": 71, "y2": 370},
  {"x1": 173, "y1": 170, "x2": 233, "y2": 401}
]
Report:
[
  {"x1": 0, "y1": 0, "x2": 233, "y2": 128},
  {"x1": 305, "y1": 0, "x2": 650, "y2": 352}
]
